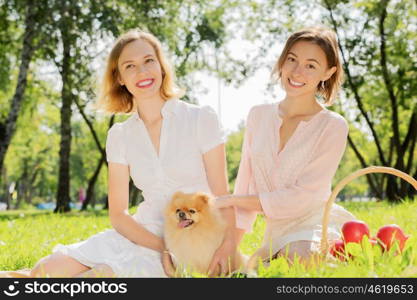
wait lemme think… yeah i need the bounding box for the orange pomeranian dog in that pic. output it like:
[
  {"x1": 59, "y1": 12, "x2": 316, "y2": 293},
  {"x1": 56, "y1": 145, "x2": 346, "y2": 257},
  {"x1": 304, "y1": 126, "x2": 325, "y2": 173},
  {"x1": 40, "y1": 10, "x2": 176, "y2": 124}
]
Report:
[{"x1": 164, "y1": 191, "x2": 246, "y2": 276}]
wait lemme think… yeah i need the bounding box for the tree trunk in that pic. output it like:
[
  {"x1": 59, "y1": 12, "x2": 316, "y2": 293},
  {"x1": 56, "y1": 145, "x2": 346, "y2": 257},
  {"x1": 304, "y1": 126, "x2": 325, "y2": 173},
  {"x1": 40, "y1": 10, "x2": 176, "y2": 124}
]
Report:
[
  {"x1": 409, "y1": 168, "x2": 417, "y2": 199},
  {"x1": 75, "y1": 104, "x2": 115, "y2": 210},
  {"x1": 386, "y1": 176, "x2": 400, "y2": 202},
  {"x1": 5, "y1": 189, "x2": 11, "y2": 210},
  {"x1": 104, "y1": 196, "x2": 109, "y2": 210},
  {"x1": 0, "y1": 168, "x2": 7, "y2": 205},
  {"x1": 54, "y1": 24, "x2": 73, "y2": 213},
  {"x1": 347, "y1": 135, "x2": 382, "y2": 199},
  {"x1": 0, "y1": 3, "x2": 37, "y2": 184},
  {"x1": 81, "y1": 156, "x2": 105, "y2": 211},
  {"x1": 15, "y1": 181, "x2": 24, "y2": 209},
  {"x1": 26, "y1": 168, "x2": 39, "y2": 205}
]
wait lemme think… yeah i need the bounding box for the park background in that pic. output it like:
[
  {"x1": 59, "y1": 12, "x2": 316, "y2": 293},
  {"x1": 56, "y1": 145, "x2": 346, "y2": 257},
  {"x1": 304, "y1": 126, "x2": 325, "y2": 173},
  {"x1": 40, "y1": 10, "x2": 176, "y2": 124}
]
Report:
[{"x1": 0, "y1": 0, "x2": 416, "y2": 277}]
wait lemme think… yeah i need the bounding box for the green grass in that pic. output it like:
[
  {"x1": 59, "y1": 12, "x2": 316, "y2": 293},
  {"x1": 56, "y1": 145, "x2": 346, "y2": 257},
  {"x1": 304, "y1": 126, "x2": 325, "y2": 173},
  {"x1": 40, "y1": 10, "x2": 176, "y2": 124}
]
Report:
[{"x1": 0, "y1": 201, "x2": 416, "y2": 277}]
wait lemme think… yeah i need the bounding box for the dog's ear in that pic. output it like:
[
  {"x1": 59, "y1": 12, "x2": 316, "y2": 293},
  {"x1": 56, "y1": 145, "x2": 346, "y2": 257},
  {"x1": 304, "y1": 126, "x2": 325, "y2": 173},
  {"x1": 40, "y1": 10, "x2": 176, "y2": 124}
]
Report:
[
  {"x1": 194, "y1": 193, "x2": 211, "y2": 205},
  {"x1": 172, "y1": 191, "x2": 185, "y2": 200}
]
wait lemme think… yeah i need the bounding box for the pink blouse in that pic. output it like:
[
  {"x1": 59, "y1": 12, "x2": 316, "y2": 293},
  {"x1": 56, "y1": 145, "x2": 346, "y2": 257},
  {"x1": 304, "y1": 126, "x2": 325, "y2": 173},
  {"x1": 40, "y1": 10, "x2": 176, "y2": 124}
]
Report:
[{"x1": 234, "y1": 102, "x2": 349, "y2": 232}]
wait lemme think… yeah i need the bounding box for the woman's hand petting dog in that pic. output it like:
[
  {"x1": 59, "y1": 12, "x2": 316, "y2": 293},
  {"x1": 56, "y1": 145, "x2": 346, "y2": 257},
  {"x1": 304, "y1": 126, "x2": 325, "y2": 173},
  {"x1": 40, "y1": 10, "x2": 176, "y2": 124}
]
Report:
[
  {"x1": 207, "y1": 236, "x2": 236, "y2": 277},
  {"x1": 215, "y1": 194, "x2": 263, "y2": 212},
  {"x1": 213, "y1": 195, "x2": 234, "y2": 209},
  {"x1": 161, "y1": 251, "x2": 176, "y2": 277}
]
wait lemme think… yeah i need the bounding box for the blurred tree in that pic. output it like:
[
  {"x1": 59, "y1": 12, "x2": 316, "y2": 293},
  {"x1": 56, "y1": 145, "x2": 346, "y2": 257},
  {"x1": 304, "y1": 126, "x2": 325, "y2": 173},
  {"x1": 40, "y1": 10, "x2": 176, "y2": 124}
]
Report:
[
  {"x1": 322, "y1": 0, "x2": 417, "y2": 201},
  {"x1": 0, "y1": 0, "x2": 48, "y2": 195},
  {"x1": 4, "y1": 78, "x2": 61, "y2": 209}
]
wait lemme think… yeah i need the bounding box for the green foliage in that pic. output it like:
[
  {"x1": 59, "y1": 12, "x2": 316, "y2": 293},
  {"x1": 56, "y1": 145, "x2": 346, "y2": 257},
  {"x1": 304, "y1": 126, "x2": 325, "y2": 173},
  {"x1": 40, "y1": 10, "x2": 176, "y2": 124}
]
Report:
[
  {"x1": 320, "y1": 0, "x2": 417, "y2": 199},
  {"x1": 4, "y1": 79, "x2": 61, "y2": 203}
]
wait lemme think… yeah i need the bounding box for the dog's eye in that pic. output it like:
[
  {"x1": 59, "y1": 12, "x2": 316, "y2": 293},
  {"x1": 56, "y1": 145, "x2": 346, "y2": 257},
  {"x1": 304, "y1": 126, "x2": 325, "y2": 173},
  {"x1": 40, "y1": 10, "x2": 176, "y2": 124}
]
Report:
[
  {"x1": 189, "y1": 209, "x2": 196, "y2": 214},
  {"x1": 176, "y1": 209, "x2": 180, "y2": 214}
]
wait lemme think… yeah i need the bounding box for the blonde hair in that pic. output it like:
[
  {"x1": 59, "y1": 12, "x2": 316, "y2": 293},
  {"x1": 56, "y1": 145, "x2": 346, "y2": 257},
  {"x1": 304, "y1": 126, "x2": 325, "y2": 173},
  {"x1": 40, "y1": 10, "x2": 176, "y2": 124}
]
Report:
[
  {"x1": 271, "y1": 27, "x2": 343, "y2": 105},
  {"x1": 97, "y1": 29, "x2": 184, "y2": 113}
]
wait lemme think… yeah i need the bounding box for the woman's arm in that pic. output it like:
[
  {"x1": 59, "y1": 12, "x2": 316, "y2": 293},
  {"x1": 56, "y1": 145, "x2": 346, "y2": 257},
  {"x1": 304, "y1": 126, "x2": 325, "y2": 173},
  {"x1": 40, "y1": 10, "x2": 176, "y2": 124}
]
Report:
[
  {"x1": 108, "y1": 162, "x2": 165, "y2": 253},
  {"x1": 216, "y1": 194, "x2": 262, "y2": 211},
  {"x1": 216, "y1": 118, "x2": 349, "y2": 221},
  {"x1": 105, "y1": 125, "x2": 173, "y2": 276},
  {"x1": 231, "y1": 107, "x2": 259, "y2": 239},
  {"x1": 202, "y1": 143, "x2": 239, "y2": 275},
  {"x1": 203, "y1": 143, "x2": 234, "y2": 234}
]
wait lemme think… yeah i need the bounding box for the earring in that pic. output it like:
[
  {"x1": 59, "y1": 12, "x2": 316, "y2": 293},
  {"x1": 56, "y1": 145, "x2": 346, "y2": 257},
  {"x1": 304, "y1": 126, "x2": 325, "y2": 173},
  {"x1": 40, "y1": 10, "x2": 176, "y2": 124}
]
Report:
[{"x1": 321, "y1": 81, "x2": 325, "y2": 89}]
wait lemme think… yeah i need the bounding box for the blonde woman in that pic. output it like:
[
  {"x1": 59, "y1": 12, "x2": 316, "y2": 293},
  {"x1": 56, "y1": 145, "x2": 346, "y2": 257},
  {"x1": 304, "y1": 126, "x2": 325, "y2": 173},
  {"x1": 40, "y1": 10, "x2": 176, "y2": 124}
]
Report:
[
  {"x1": 216, "y1": 27, "x2": 356, "y2": 266},
  {"x1": 26, "y1": 30, "x2": 236, "y2": 277}
]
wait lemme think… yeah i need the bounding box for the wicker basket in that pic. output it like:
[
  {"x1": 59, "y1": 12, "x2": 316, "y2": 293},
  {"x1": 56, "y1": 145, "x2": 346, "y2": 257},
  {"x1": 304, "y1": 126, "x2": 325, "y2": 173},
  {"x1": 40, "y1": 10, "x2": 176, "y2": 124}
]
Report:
[{"x1": 320, "y1": 166, "x2": 417, "y2": 255}]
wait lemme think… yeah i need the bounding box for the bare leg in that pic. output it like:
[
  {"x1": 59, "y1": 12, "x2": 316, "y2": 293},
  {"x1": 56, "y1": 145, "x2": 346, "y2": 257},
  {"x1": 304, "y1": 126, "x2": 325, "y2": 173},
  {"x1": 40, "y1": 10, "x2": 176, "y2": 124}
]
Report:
[
  {"x1": 76, "y1": 264, "x2": 116, "y2": 278},
  {"x1": 0, "y1": 269, "x2": 31, "y2": 278},
  {"x1": 277, "y1": 240, "x2": 320, "y2": 266},
  {"x1": 247, "y1": 247, "x2": 270, "y2": 272},
  {"x1": 247, "y1": 241, "x2": 321, "y2": 273},
  {"x1": 30, "y1": 252, "x2": 90, "y2": 277}
]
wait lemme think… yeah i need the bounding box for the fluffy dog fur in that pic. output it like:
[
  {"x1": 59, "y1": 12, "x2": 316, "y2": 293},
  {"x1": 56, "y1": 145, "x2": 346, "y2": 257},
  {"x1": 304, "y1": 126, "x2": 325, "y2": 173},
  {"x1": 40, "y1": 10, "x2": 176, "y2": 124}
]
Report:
[{"x1": 164, "y1": 191, "x2": 246, "y2": 276}]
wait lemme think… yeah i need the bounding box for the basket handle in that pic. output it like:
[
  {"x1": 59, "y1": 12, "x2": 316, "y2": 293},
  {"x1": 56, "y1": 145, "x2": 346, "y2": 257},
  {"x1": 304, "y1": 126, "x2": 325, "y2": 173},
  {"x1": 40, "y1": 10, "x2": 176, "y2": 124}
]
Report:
[{"x1": 320, "y1": 166, "x2": 417, "y2": 254}]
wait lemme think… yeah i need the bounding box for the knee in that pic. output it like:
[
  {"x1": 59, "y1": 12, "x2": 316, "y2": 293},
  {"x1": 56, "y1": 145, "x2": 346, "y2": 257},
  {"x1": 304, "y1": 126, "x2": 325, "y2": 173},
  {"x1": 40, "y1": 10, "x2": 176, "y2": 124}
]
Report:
[
  {"x1": 91, "y1": 264, "x2": 115, "y2": 277},
  {"x1": 30, "y1": 255, "x2": 51, "y2": 277},
  {"x1": 30, "y1": 252, "x2": 66, "y2": 277},
  {"x1": 278, "y1": 241, "x2": 316, "y2": 262}
]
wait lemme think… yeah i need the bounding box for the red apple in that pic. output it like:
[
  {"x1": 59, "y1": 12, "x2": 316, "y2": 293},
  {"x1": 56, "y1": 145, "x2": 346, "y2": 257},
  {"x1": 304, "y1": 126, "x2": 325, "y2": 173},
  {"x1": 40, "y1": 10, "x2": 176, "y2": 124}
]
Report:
[
  {"x1": 342, "y1": 220, "x2": 370, "y2": 244},
  {"x1": 330, "y1": 239, "x2": 346, "y2": 261},
  {"x1": 376, "y1": 224, "x2": 409, "y2": 252}
]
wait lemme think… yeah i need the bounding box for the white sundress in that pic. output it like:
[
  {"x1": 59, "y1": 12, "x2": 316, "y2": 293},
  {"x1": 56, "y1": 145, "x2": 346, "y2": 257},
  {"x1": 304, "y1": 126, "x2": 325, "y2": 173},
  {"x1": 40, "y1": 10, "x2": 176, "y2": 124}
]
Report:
[{"x1": 53, "y1": 99, "x2": 226, "y2": 277}]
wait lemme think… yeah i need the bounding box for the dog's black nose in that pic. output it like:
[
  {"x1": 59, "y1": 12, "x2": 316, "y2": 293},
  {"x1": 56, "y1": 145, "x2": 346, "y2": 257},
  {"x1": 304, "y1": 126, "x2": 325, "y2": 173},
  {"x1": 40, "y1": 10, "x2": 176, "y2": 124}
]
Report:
[{"x1": 178, "y1": 211, "x2": 186, "y2": 219}]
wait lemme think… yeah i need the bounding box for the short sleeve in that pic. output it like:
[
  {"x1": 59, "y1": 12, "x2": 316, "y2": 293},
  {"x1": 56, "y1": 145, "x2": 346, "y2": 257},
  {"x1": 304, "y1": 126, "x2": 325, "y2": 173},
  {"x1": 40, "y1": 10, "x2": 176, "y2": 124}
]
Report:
[
  {"x1": 106, "y1": 123, "x2": 128, "y2": 165},
  {"x1": 197, "y1": 106, "x2": 226, "y2": 154}
]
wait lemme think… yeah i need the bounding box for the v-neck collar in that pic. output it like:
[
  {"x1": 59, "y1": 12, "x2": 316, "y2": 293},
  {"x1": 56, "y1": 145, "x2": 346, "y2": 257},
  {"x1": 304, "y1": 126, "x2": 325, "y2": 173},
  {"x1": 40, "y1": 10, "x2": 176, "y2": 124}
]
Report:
[
  {"x1": 134, "y1": 99, "x2": 179, "y2": 160},
  {"x1": 133, "y1": 98, "x2": 179, "y2": 121},
  {"x1": 274, "y1": 102, "x2": 328, "y2": 157},
  {"x1": 276, "y1": 101, "x2": 328, "y2": 124}
]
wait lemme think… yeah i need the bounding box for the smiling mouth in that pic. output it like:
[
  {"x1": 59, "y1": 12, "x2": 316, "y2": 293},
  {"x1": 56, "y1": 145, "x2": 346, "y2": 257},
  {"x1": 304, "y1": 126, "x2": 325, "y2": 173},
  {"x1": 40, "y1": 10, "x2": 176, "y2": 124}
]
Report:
[
  {"x1": 178, "y1": 219, "x2": 194, "y2": 228},
  {"x1": 288, "y1": 78, "x2": 305, "y2": 88},
  {"x1": 136, "y1": 79, "x2": 154, "y2": 88}
]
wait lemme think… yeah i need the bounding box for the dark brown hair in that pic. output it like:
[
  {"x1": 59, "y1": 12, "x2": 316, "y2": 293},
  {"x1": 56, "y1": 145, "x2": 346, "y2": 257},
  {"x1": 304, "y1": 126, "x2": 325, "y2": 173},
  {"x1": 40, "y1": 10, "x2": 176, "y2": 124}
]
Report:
[{"x1": 271, "y1": 27, "x2": 343, "y2": 105}]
